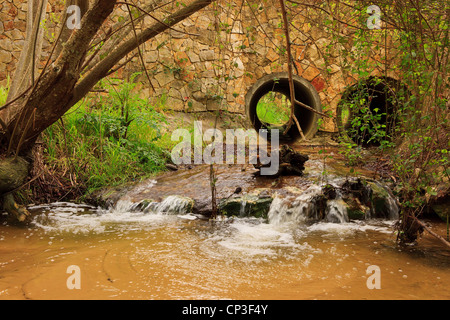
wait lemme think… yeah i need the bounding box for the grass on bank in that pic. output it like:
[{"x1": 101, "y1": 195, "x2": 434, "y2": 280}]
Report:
[
  {"x1": 2, "y1": 75, "x2": 176, "y2": 203},
  {"x1": 0, "y1": 74, "x2": 247, "y2": 204}
]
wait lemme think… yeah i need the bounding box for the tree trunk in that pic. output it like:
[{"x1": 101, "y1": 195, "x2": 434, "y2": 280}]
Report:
[
  {"x1": 0, "y1": 0, "x2": 116, "y2": 221},
  {"x1": 3, "y1": 0, "x2": 215, "y2": 155},
  {"x1": 0, "y1": 157, "x2": 31, "y2": 221},
  {"x1": 4, "y1": 0, "x2": 118, "y2": 155},
  {"x1": 6, "y1": 0, "x2": 47, "y2": 102},
  {"x1": 1, "y1": 0, "x2": 48, "y2": 125},
  {"x1": 0, "y1": 0, "x2": 216, "y2": 221}
]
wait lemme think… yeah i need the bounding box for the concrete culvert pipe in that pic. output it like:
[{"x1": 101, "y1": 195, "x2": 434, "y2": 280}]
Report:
[
  {"x1": 336, "y1": 76, "x2": 405, "y2": 146},
  {"x1": 245, "y1": 72, "x2": 322, "y2": 141}
]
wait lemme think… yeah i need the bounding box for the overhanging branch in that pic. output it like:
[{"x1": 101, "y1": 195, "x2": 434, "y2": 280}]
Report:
[{"x1": 71, "y1": 0, "x2": 216, "y2": 107}]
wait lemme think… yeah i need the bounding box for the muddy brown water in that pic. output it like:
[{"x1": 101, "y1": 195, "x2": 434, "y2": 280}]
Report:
[
  {"x1": 0, "y1": 144, "x2": 449, "y2": 300},
  {"x1": 1, "y1": 212, "x2": 449, "y2": 300}
]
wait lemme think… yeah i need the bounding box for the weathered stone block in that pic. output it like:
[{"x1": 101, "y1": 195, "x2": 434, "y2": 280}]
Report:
[
  {"x1": 303, "y1": 66, "x2": 320, "y2": 81},
  {"x1": 0, "y1": 50, "x2": 12, "y2": 64},
  {"x1": 155, "y1": 71, "x2": 175, "y2": 87},
  {"x1": 199, "y1": 50, "x2": 215, "y2": 61}
]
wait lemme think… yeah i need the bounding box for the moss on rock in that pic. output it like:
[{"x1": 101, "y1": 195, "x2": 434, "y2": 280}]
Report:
[
  {"x1": 219, "y1": 194, "x2": 273, "y2": 218},
  {"x1": 0, "y1": 157, "x2": 30, "y2": 193}
]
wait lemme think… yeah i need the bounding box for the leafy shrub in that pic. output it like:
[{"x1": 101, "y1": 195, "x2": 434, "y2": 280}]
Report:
[{"x1": 41, "y1": 75, "x2": 171, "y2": 197}]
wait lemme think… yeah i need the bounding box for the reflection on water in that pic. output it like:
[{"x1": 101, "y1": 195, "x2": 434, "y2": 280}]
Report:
[{"x1": 0, "y1": 201, "x2": 449, "y2": 300}]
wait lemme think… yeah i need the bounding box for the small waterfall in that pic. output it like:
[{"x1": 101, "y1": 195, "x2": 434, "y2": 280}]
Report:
[
  {"x1": 240, "y1": 199, "x2": 247, "y2": 216},
  {"x1": 385, "y1": 192, "x2": 400, "y2": 220},
  {"x1": 112, "y1": 200, "x2": 136, "y2": 213},
  {"x1": 267, "y1": 196, "x2": 305, "y2": 225},
  {"x1": 367, "y1": 181, "x2": 400, "y2": 220},
  {"x1": 268, "y1": 183, "x2": 350, "y2": 225},
  {"x1": 268, "y1": 180, "x2": 356, "y2": 224},
  {"x1": 326, "y1": 199, "x2": 349, "y2": 223},
  {"x1": 153, "y1": 196, "x2": 194, "y2": 215},
  {"x1": 115, "y1": 196, "x2": 194, "y2": 215}
]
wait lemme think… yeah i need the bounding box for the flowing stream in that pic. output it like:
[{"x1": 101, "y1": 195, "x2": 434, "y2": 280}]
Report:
[{"x1": 0, "y1": 147, "x2": 449, "y2": 300}]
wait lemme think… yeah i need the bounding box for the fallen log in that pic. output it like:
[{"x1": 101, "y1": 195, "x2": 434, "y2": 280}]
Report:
[{"x1": 253, "y1": 144, "x2": 309, "y2": 176}]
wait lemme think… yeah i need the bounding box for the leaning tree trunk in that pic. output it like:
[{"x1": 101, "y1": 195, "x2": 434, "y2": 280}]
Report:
[
  {"x1": 0, "y1": 0, "x2": 216, "y2": 221},
  {"x1": 0, "y1": 157, "x2": 30, "y2": 221},
  {"x1": 0, "y1": 0, "x2": 114, "y2": 221},
  {"x1": 0, "y1": 0, "x2": 49, "y2": 221},
  {"x1": 5, "y1": 0, "x2": 48, "y2": 110}
]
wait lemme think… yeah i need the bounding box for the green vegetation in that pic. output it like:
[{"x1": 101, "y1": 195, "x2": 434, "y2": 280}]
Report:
[
  {"x1": 0, "y1": 76, "x2": 9, "y2": 105},
  {"x1": 256, "y1": 91, "x2": 291, "y2": 127},
  {"x1": 320, "y1": 0, "x2": 449, "y2": 242},
  {"x1": 39, "y1": 74, "x2": 175, "y2": 200}
]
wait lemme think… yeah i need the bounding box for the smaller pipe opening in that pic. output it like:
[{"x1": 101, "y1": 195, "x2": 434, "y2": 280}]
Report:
[{"x1": 337, "y1": 76, "x2": 405, "y2": 146}]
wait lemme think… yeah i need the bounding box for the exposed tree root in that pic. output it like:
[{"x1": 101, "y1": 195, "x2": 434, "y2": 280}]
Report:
[
  {"x1": 2, "y1": 193, "x2": 30, "y2": 222},
  {"x1": 414, "y1": 217, "x2": 450, "y2": 249},
  {"x1": 397, "y1": 209, "x2": 450, "y2": 250},
  {"x1": 0, "y1": 156, "x2": 31, "y2": 222}
]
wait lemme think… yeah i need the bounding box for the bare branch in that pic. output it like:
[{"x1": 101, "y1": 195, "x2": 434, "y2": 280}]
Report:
[
  {"x1": 72, "y1": 0, "x2": 216, "y2": 107},
  {"x1": 6, "y1": 0, "x2": 48, "y2": 104},
  {"x1": 82, "y1": 0, "x2": 168, "y2": 74},
  {"x1": 278, "y1": 0, "x2": 306, "y2": 140}
]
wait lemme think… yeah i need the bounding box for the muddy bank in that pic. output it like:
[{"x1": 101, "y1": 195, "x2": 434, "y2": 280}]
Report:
[
  {"x1": 73, "y1": 132, "x2": 446, "y2": 226},
  {"x1": 91, "y1": 133, "x2": 400, "y2": 223}
]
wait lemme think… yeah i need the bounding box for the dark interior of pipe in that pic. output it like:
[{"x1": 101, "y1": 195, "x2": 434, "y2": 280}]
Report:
[
  {"x1": 337, "y1": 76, "x2": 403, "y2": 146},
  {"x1": 248, "y1": 77, "x2": 318, "y2": 141}
]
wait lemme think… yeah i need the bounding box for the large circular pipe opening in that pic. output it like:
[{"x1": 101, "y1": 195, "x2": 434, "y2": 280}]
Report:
[
  {"x1": 246, "y1": 72, "x2": 322, "y2": 141},
  {"x1": 256, "y1": 91, "x2": 291, "y2": 127},
  {"x1": 337, "y1": 76, "x2": 405, "y2": 146}
]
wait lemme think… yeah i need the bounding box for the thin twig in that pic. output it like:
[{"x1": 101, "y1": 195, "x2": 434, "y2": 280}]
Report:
[
  {"x1": 278, "y1": 0, "x2": 306, "y2": 140},
  {"x1": 125, "y1": 2, "x2": 156, "y2": 93},
  {"x1": 5, "y1": 5, "x2": 69, "y2": 156},
  {"x1": 294, "y1": 98, "x2": 329, "y2": 117},
  {"x1": 118, "y1": 1, "x2": 201, "y2": 38},
  {"x1": 413, "y1": 216, "x2": 450, "y2": 249}
]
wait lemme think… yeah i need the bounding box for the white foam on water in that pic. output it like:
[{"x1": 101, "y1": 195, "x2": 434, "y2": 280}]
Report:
[
  {"x1": 31, "y1": 200, "x2": 177, "y2": 235},
  {"x1": 197, "y1": 218, "x2": 319, "y2": 263},
  {"x1": 268, "y1": 184, "x2": 322, "y2": 225},
  {"x1": 216, "y1": 222, "x2": 297, "y2": 255},
  {"x1": 32, "y1": 204, "x2": 106, "y2": 234},
  {"x1": 31, "y1": 196, "x2": 196, "y2": 236},
  {"x1": 266, "y1": 181, "x2": 396, "y2": 242},
  {"x1": 326, "y1": 199, "x2": 349, "y2": 223},
  {"x1": 30, "y1": 196, "x2": 395, "y2": 262},
  {"x1": 306, "y1": 220, "x2": 394, "y2": 238},
  {"x1": 177, "y1": 214, "x2": 198, "y2": 220}
]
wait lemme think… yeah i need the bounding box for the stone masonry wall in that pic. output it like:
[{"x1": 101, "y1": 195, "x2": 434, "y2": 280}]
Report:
[{"x1": 0, "y1": 0, "x2": 399, "y2": 132}]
